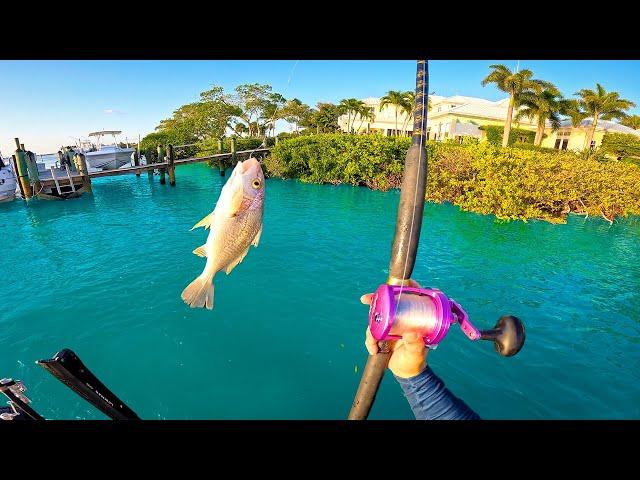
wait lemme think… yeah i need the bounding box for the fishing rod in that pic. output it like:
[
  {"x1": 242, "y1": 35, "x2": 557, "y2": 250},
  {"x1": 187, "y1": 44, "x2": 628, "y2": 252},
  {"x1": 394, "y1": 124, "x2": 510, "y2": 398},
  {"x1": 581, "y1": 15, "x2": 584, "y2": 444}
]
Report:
[
  {"x1": 1, "y1": 348, "x2": 140, "y2": 420},
  {"x1": 348, "y1": 60, "x2": 525, "y2": 420}
]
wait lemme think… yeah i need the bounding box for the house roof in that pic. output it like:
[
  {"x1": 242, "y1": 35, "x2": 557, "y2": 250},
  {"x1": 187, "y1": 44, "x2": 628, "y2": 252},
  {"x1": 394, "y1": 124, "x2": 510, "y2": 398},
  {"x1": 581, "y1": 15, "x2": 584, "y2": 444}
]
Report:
[
  {"x1": 559, "y1": 118, "x2": 640, "y2": 137},
  {"x1": 432, "y1": 100, "x2": 538, "y2": 126},
  {"x1": 434, "y1": 95, "x2": 494, "y2": 105}
]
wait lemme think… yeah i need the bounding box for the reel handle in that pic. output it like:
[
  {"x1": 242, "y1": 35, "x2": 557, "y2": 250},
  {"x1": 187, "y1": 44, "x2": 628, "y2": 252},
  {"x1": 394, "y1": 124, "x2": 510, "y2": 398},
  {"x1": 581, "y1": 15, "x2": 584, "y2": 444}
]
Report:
[{"x1": 480, "y1": 315, "x2": 525, "y2": 357}]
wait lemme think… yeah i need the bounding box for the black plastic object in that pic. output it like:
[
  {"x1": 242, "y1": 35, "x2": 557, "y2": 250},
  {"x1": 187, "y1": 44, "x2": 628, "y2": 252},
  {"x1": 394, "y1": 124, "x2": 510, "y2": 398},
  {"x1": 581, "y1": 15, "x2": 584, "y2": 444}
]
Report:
[
  {"x1": 0, "y1": 379, "x2": 45, "y2": 420},
  {"x1": 480, "y1": 315, "x2": 526, "y2": 357},
  {"x1": 37, "y1": 348, "x2": 140, "y2": 420}
]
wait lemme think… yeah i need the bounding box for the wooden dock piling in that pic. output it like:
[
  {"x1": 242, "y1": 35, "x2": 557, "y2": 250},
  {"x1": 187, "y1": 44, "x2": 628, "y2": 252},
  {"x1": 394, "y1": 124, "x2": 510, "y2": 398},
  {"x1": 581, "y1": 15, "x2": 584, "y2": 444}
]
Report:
[
  {"x1": 13, "y1": 138, "x2": 33, "y2": 199},
  {"x1": 25, "y1": 151, "x2": 42, "y2": 195},
  {"x1": 217, "y1": 138, "x2": 226, "y2": 176},
  {"x1": 157, "y1": 145, "x2": 166, "y2": 184},
  {"x1": 167, "y1": 144, "x2": 176, "y2": 186},
  {"x1": 10, "y1": 154, "x2": 28, "y2": 199},
  {"x1": 145, "y1": 148, "x2": 154, "y2": 180},
  {"x1": 230, "y1": 137, "x2": 237, "y2": 167},
  {"x1": 75, "y1": 153, "x2": 92, "y2": 193},
  {"x1": 133, "y1": 150, "x2": 140, "y2": 176}
]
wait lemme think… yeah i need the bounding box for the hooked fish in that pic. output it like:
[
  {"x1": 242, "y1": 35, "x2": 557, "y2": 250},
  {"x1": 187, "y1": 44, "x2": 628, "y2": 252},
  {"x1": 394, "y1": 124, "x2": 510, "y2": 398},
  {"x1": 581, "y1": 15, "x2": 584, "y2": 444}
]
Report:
[{"x1": 181, "y1": 157, "x2": 265, "y2": 310}]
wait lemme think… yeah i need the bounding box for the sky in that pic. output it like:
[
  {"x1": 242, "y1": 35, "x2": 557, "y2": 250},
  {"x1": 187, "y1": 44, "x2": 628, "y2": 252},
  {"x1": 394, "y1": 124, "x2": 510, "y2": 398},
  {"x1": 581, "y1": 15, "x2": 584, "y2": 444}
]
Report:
[{"x1": 1, "y1": 60, "x2": 640, "y2": 155}]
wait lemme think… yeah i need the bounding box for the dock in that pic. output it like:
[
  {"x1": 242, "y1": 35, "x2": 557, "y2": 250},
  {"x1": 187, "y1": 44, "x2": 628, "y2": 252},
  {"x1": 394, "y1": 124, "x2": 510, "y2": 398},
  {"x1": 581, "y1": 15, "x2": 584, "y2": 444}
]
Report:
[
  {"x1": 10, "y1": 137, "x2": 271, "y2": 201},
  {"x1": 88, "y1": 148, "x2": 270, "y2": 178}
]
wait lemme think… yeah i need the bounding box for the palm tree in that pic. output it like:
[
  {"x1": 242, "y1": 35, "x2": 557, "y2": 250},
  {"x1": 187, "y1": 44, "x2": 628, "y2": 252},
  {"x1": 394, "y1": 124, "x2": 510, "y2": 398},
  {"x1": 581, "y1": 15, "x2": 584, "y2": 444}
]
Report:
[
  {"x1": 339, "y1": 98, "x2": 365, "y2": 133},
  {"x1": 574, "y1": 83, "x2": 636, "y2": 150},
  {"x1": 234, "y1": 123, "x2": 247, "y2": 137},
  {"x1": 355, "y1": 105, "x2": 375, "y2": 133},
  {"x1": 400, "y1": 91, "x2": 432, "y2": 135},
  {"x1": 481, "y1": 64, "x2": 556, "y2": 148},
  {"x1": 620, "y1": 114, "x2": 640, "y2": 130},
  {"x1": 379, "y1": 90, "x2": 407, "y2": 136},
  {"x1": 515, "y1": 87, "x2": 566, "y2": 146}
]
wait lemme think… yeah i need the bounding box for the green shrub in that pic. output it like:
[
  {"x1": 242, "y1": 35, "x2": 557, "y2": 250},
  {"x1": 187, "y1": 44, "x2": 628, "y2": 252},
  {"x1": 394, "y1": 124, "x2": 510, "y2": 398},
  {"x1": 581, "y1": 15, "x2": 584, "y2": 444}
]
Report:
[
  {"x1": 512, "y1": 143, "x2": 558, "y2": 154},
  {"x1": 266, "y1": 133, "x2": 640, "y2": 223},
  {"x1": 479, "y1": 125, "x2": 536, "y2": 146},
  {"x1": 428, "y1": 143, "x2": 640, "y2": 222},
  {"x1": 266, "y1": 134, "x2": 409, "y2": 190},
  {"x1": 600, "y1": 132, "x2": 640, "y2": 160}
]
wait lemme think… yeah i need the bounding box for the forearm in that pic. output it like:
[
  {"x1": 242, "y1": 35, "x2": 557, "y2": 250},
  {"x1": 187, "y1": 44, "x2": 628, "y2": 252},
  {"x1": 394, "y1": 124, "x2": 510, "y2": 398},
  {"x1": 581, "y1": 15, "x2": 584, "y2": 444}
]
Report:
[{"x1": 395, "y1": 366, "x2": 480, "y2": 420}]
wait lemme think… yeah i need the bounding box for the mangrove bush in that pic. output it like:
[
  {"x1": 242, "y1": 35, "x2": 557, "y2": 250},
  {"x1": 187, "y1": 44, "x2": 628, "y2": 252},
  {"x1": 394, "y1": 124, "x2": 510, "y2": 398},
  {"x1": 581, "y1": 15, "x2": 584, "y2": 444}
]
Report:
[{"x1": 265, "y1": 134, "x2": 640, "y2": 223}]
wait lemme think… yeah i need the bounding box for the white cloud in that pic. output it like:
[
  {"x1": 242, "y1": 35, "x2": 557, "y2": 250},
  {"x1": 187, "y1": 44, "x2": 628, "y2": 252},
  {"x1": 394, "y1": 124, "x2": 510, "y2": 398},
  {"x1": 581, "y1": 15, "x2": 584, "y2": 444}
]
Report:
[{"x1": 104, "y1": 108, "x2": 124, "y2": 115}]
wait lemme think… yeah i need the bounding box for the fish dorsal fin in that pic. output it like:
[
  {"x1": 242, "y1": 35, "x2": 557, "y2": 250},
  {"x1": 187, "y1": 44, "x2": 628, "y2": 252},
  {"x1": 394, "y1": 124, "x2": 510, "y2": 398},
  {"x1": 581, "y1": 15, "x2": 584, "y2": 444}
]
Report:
[
  {"x1": 251, "y1": 225, "x2": 262, "y2": 247},
  {"x1": 190, "y1": 212, "x2": 215, "y2": 231},
  {"x1": 224, "y1": 246, "x2": 250, "y2": 275},
  {"x1": 192, "y1": 245, "x2": 207, "y2": 257}
]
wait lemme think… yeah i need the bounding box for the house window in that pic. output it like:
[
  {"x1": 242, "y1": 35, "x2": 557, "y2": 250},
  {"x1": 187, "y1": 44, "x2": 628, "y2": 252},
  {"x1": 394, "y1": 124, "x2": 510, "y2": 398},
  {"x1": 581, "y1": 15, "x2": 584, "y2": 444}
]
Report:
[
  {"x1": 561, "y1": 139, "x2": 568, "y2": 150},
  {"x1": 590, "y1": 140, "x2": 596, "y2": 150},
  {"x1": 518, "y1": 136, "x2": 528, "y2": 143},
  {"x1": 456, "y1": 135, "x2": 464, "y2": 144},
  {"x1": 554, "y1": 139, "x2": 561, "y2": 149}
]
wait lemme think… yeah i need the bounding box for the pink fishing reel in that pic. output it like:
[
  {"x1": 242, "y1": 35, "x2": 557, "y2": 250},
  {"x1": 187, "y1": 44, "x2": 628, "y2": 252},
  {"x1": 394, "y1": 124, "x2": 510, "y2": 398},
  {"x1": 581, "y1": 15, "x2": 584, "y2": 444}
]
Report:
[
  {"x1": 368, "y1": 284, "x2": 525, "y2": 355},
  {"x1": 368, "y1": 284, "x2": 479, "y2": 347}
]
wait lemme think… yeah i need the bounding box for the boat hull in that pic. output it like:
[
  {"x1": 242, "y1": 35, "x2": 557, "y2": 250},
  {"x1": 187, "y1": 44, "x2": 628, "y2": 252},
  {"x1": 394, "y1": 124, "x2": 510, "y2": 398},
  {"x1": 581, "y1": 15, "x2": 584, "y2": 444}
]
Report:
[
  {"x1": 85, "y1": 149, "x2": 134, "y2": 171},
  {"x1": 0, "y1": 165, "x2": 17, "y2": 202}
]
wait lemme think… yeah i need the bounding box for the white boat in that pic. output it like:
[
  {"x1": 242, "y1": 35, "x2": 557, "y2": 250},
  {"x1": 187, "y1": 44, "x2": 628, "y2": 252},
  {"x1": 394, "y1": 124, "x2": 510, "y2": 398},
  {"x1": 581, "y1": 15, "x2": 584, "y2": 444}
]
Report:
[
  {"x1": 79, "y1": 131, "x2": 135, "y2": 171},
  {"x1": 0, "y1": 156, "x2": 17, "y2": 202}
]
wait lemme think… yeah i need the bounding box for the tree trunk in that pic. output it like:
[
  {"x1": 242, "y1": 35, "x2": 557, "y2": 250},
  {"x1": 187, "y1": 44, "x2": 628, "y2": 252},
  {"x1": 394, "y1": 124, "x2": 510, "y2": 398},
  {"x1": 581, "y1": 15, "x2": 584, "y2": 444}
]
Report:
[
  {"x1": 395, "y1": 109, "x2": 398, "y2": 137},
  {"x1": 534, "y1": 122, "x2": 544, "y2": 146},
  {"x1": 502, "y1": 96, "x2": 515, "y2": 147},
  {"x1": 585, "y1": 115, "x2": 598, "y2": 150},
  {"x1": 401, "y1": 113, "x2": 413, "y2": 135},
  {"x1": 347, "y1": 112, "x2": 352, "y2": 133}
]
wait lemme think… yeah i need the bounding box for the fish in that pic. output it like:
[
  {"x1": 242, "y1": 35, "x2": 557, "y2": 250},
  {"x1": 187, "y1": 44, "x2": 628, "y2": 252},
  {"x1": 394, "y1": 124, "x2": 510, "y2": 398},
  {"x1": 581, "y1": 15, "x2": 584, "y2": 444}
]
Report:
[{"x1": 181, "y1": 157, "x2": 265, "y2": 310}]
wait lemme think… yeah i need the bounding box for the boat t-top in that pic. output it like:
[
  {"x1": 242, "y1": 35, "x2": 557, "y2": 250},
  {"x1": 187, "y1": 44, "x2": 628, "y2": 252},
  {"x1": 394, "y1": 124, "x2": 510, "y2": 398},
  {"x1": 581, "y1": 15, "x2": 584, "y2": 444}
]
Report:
[{"x1": 79, "y1": 130, "x2": 135, "y2": 171}]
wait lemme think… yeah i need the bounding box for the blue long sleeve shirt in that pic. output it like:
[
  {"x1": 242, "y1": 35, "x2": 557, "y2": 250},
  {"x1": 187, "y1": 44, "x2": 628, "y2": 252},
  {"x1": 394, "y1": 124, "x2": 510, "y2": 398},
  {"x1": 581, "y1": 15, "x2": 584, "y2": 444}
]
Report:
[{"x1": 394, "y1": 366, "x2": 480, "y2": 420}]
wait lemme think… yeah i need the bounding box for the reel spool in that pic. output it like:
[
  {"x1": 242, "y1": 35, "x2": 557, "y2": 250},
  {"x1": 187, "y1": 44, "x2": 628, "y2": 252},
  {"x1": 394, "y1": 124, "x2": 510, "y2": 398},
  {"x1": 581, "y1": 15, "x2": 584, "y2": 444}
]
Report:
[{"x1": 368, "y1": 284, "x2": 525, "y2": 356}]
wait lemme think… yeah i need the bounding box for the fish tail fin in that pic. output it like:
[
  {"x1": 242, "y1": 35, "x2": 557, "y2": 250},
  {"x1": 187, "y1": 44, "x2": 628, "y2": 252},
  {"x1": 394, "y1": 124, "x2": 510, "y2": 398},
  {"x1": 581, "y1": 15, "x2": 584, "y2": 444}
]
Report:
[{"x1": 181, "y1": 273, "x2": 215, "y2": 310}]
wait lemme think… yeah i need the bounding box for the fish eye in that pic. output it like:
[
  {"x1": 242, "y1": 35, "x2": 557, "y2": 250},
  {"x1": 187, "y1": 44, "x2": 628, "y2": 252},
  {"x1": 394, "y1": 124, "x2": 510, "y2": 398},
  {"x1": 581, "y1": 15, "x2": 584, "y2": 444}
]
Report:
[{"x1": 252, "y1": 179, "x2": 261, "y2": 189}]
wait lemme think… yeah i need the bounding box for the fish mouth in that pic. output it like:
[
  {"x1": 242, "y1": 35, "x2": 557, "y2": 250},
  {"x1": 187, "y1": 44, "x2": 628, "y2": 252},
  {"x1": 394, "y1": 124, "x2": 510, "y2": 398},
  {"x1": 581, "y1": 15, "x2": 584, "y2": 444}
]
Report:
[{"x1": 240, "y1": 157, "x2": 262, "y2": 175}]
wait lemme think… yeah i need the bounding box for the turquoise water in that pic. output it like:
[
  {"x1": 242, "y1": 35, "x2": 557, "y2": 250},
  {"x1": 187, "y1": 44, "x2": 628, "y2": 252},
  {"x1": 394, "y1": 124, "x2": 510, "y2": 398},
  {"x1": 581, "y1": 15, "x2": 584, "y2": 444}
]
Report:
[{"x1": 1, "y1": 164, "x2": 639, "y2": 419}]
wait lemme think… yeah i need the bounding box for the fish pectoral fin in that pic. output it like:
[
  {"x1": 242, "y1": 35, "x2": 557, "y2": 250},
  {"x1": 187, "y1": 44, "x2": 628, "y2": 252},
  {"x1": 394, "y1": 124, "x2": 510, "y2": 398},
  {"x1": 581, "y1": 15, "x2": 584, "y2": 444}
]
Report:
[
  {"x1": 190, "y1": 212, "x2": 215, "y2": 231},
  {"x1": 251, "y1": 226, "x2": 262, "y2": 247},
  {"x1": 224, "y1": 246, "x2": 250, "y2": 275},
  {"x1": 192, "y1": 245, "x2": 207, "y2": 257},
  {"x1": 226, "y1": 186, "x2": 245, "y2": 218}
]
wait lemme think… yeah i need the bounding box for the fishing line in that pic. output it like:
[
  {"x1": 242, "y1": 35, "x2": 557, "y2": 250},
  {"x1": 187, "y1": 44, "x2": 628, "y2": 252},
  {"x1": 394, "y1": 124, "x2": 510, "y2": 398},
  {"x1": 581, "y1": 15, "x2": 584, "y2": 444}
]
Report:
[
  {"x1": 248, "y1": 60, "x2": 300, "y2": 160},
  {"x1": 394, "y1": 61, "x2": 428, "y2": 317}
]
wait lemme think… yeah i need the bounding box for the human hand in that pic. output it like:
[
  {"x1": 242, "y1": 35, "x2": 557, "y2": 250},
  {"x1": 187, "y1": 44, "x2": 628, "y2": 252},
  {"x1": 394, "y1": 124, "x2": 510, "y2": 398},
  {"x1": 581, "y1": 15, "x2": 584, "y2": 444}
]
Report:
[{"x1": 360, "y1": 280, "x2": 428, "y2": 379}]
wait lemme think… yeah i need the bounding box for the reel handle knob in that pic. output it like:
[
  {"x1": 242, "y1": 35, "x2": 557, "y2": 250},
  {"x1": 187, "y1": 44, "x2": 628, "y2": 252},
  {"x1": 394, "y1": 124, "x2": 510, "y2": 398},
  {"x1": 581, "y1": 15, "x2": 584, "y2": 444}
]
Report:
[{"x1": 480, "y1": 315, "x2": 525, "y2": 357}]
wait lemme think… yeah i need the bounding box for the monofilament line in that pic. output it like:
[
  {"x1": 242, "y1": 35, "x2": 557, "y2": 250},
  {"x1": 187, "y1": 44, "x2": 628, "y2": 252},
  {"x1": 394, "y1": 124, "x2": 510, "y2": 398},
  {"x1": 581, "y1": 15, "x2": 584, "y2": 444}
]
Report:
[{"x1": 395, "y1": 61, "x2": 428, "y2": 314}]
